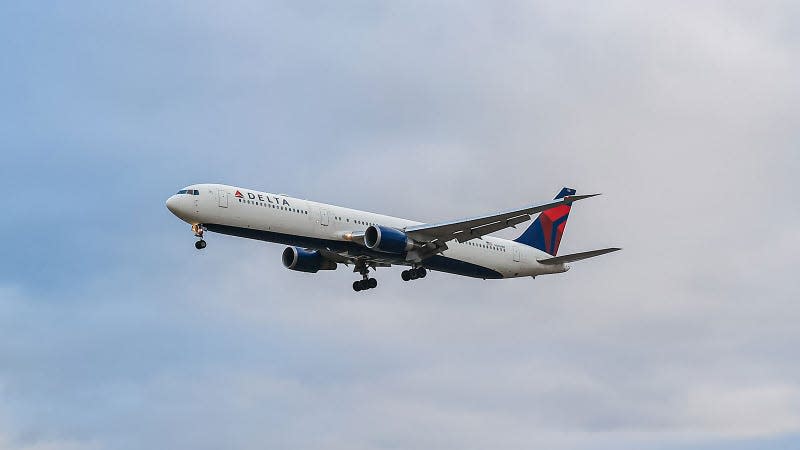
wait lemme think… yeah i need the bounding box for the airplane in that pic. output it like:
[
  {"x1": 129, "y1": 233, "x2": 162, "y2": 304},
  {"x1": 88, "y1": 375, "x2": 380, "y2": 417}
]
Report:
[{"x1": 166, "y1": 184, "x2": 620, "y2": 291}]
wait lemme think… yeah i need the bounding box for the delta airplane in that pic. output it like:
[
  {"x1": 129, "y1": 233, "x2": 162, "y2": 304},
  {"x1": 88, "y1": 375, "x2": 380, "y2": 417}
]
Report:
[{"x1": 166, "y1": 184, "x2": 619, "y2": 291}]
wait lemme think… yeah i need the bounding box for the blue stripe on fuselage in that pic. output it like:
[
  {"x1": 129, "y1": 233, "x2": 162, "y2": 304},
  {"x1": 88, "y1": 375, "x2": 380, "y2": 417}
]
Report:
[{"x1": 204, "y1": 223, "x2": 504, "y2": 279}]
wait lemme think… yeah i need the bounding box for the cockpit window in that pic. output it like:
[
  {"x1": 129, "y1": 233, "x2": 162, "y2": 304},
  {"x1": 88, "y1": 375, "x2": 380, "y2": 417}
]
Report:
[{"x1": 176, "y1": 189, "x2": 199, "y2": 195}]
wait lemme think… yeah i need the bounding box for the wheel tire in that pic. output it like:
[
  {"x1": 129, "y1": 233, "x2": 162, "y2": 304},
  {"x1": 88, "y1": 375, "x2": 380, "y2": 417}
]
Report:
[
  {"x1": 195, "y1": 240, "x2": 206, "y2": 249},
  {"x1": 368, "y1": 278, "x2": 377, "y2": 289},
  {"x1": 417, "y1": 267, "x2": 427, "y2": 278},
  {"x1": 401, "y1": 270, "x2": 411, "y2": 281},
  {"x1": 410, "y1": 270, "x2": 419, "y2": 280},
  {"x1": 353, "y1": 281, "x2": 362, "y2": 292}
]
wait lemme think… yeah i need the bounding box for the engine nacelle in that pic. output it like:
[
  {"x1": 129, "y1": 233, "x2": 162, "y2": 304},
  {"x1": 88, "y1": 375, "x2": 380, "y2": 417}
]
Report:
[
  {"x1": 364, "y1": 225, "x2": 414, "y2": 254},
  {"x1": 282, "y1": 247, "x2": 337, "y2": 273}
]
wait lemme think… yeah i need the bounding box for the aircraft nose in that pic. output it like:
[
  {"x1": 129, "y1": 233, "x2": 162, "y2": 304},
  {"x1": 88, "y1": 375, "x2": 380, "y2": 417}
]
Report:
[{"x1": 166, "y1": 195, "x2": 179, "y2": 215}]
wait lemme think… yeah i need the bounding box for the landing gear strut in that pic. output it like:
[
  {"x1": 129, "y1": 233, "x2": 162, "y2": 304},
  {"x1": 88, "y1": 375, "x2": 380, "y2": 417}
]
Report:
[
  {"x1": 193, "y1": 224, "x2": 206, "y2": 250},
  {"x1": 353, "y1": 261, "x2": 378, "y2": 292},
  {"x1": 401, "y1": 267, "x2": 427, "y2": 281}
]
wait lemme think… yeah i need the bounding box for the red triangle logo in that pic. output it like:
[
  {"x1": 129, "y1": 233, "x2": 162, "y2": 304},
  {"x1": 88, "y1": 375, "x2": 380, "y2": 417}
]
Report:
[{"x1": 234, "y1": 190, "x2": 243, "y2": 198}]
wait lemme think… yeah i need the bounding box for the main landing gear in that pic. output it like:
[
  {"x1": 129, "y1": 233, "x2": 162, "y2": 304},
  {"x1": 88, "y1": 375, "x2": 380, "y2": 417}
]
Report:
[
  {"x1": 401, "y1": 267, "x2": 427, "y2": 281},
  {"x1": 353, "y1": 261, "x2": 378, "y2": 292},
  {"x1": 193, "y1": 224, "x2": 207, "y2": 250},
  {"x1": 353, "y1": 278, "x2": 378, "y2": 292}
]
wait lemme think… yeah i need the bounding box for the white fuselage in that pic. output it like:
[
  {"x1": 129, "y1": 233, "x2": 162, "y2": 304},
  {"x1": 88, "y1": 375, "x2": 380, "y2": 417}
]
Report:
[{"x1": 166, "y1": 184, "x2": 569, "y2": 279}]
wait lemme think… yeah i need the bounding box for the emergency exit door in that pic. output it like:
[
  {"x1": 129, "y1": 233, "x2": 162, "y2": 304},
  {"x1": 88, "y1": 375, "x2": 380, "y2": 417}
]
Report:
[
  {"x1": 218, "y1": 189, "x2": 228, "y2": 208},
  {"x1": 320, "y1": 209, "x2": 329, "y2": 226},
  {"x1": 512, "y1": 246, "x2": 521, "y2": 262}
]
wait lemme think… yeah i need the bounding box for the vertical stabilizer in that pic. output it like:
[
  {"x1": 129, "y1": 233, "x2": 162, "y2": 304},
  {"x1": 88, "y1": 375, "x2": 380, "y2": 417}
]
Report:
[{"x1": 513, "y1": 187, "x2": 575, "y2": 256}]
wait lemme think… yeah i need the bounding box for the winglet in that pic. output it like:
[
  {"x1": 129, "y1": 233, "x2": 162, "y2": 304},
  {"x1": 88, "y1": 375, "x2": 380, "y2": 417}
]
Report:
[{"x1": 564, "y1": 193, "x2": 600, "y2": 204}]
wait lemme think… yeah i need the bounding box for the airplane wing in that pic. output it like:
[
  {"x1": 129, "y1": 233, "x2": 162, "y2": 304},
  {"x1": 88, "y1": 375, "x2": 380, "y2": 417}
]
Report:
[
  {"x1": 319, "y1": 194, "x2": 599, "y2": 263},
  {"x1": 399, "y1": 193, "x2": 599, "y2": 261},
  {"x1": 537, "y1": 247, "x2": 621, "y2": 265},
  {"x1": 404, "y1": 194, "x2": 598, "y2": 243},
  {"x1": 316, "y1": 247, "x2": 393, "y2": 267}
]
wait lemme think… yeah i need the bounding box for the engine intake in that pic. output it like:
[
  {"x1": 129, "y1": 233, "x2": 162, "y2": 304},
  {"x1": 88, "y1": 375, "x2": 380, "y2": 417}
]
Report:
[
  {"x1": 282, "y1": 247, "x2": 337, "y2": 273},
  {"x1": 364, "y1": 225, "x2": 414, "y2": 254}
]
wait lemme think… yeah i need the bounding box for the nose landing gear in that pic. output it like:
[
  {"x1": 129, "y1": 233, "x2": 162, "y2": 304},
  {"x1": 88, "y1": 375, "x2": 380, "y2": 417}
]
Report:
[
  {"x1": 192, "y1": 224, "x2": 206, "y2": 250},
  {"x1": 401, "y1": 267, "x2": 426, "y2": 281}
]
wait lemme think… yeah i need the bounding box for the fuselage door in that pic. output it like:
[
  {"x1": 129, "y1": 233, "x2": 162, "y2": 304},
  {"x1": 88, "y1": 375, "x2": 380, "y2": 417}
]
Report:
[
  {"x1": 218, "y1": 189, "x2": 228, "y2": 208},
  {"x1": 512, "y1": 246, "x2": 521, "y2": 262},
  {"x1": 320, "y1": 209, "x2": 329, "y2": 226}
]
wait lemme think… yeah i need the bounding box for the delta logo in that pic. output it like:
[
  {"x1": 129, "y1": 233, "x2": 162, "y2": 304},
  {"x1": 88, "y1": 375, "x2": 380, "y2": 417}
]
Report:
[{"x1": 235, "y1": 190, "x2": 290, "y2": 206}]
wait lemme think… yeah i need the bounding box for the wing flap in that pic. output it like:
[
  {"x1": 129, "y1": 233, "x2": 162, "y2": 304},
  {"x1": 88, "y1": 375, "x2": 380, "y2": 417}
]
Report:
[
  {"x1": 454, "y1": 214, "x2": 531, "y2": 243},
  {"x1": 537, "y1": 247, "x2": 621, "y2": 265}
]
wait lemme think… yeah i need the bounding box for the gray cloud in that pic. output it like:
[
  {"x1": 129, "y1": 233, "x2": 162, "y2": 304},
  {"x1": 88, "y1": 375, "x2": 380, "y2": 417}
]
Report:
[{"x1": 1, "y1": 1, "x2": 799, "y2": 449}]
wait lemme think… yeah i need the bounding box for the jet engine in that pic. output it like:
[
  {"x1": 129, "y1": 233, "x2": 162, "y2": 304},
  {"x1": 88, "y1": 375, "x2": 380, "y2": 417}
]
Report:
[
  {"x1": 282, "y1": 247, "x2": 337, "y2": 273},
  {"x1": 364, "y1": 225, "x2": 414, "y2": 254}
]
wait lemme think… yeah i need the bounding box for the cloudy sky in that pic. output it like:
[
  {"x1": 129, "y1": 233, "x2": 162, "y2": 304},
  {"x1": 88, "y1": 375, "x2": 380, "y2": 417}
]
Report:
[{"x1": 1, "y1": 1, "x2": 799, "y2": 449}]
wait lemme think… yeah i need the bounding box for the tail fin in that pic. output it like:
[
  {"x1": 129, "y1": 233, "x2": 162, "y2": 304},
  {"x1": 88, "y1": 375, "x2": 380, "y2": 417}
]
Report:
[{"x1": 514, "y1": 187, "x2": 576, "y2": 256}]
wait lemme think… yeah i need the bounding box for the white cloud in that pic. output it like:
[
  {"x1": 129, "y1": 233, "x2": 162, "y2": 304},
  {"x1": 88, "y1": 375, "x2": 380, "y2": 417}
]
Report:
[{"x1": 2, "y1": 1, "x2": 799, "y2": 449}]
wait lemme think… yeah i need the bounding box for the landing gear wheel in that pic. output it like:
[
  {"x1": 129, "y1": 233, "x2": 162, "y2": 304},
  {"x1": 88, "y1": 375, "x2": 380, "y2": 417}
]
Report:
[
  {"x1": 195, "y1": 240, "x2": 207, "y2": 250},
  {"x1": 402, "y1": 268, "x2": 427, "y2": 281},
  {"x1": 353, "y1": 261, "x2": 379, "y2": 292}
]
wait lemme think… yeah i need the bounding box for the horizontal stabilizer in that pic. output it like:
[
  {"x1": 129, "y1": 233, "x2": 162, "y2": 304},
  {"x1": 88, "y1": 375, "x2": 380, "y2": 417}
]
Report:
[{"x1": 538, "y1": 247, "x2": 621, "y2": 265}]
